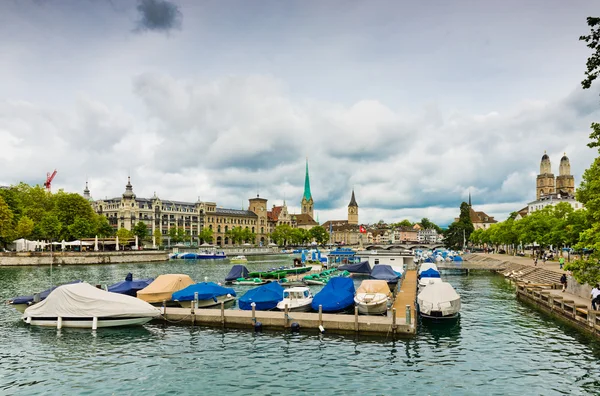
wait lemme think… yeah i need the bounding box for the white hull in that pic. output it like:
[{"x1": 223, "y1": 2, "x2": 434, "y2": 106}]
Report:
[
  {"x1": 276, "y1": 300, "x2": 313, "y2": 312},
  {"x1": 419, "y1": 311, "x2": 459, "y2": 320},
  {"x1": 25, "y1": 316, "x2": 154, "y2": 328},
  {"x1": 354, "y1": 293, "x2": 389, "y2": 315},
  {"x1": 178, "y1": 295, "x2": 236, "y2": 309}
]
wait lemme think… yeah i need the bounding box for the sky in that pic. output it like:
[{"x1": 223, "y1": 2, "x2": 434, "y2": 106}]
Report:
[{"x1": 1, "y1": 0, "x2": 599, "y2": 226}]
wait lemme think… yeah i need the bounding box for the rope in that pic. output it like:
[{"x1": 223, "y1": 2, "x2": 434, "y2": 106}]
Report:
[{"x1": 159, "y1": 314, "x2": 194, "y2": 324}]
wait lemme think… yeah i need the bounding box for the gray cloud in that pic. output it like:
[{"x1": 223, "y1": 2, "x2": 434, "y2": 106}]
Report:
[{"x1": 135, "y1": 0, "x2": 182, "y2": 33}]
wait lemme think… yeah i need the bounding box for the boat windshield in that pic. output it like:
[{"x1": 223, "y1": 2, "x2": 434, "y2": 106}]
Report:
[
  {"x1": 304, "y1": 290, "x2": 309, "y2": 298},
  {"x1": 283, "y1": 291, "x2": 290, "y2": 299}
]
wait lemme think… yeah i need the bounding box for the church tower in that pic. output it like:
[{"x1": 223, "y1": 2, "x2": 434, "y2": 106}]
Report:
[
  {"x1": 301, "y1": 159, "x2": 314, "y2": 219},
  {"x1": 348, "y1": 189, "x2": 358, "y2": 225},
  {"x1": 556, "y1": 153, "x2": 575, "y2": 196},
  {"x1": 536, "y1": 151, "x2": 555, "y2": 199}
]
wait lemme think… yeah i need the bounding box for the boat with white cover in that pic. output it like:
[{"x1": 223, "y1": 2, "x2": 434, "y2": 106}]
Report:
[
  {"x1": 22, "y1": 283, "x2": 160, "y2": 328},
  {"x1": 276, "y1": 287, "x2": 313, "y2": 312},
  {"x1": 354, "y1": 280, "x2": 391, "y2": 315},
  {"x1": 416, "y1": 281, "x2": 461, "y2": 320}
]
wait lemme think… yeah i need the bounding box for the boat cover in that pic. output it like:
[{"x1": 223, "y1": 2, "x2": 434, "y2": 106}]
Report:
[
  {"x1": 419, "y1": 262, "x2": 438, "y2": 273},
  {"x1": 172, "y1": 282, "x2": 236, "y2": 302},
  {"x1": 338, "y1": 261, "x2": 371, "y2": 274},
  {"x1": 417, "y1": 282, "x2": 461, "y2": 316},
  {"x1": 9, "y1": 280, "x2": 82, "y2": 305},
  {"x1": 137, "y1": 274, "x2": 195, "y2": 303},
  {"x1": 108, "y1": 273, "x2": 154, "y2": 297},
  {"x1": 239, "y1": 282, "x2": 284, "y2": 311},
  {"x1": 225, "y1": 265, "x2": 249, "y2": 281},
  {"x1": 424, "y1": 257, "x2": 434, "y2": 263},
  {"x1": 370, "y1": 265, "x2": 400, "y2": 283},
  {"x1": 420, "y1": 268, "x2": 441, "y2": 278},
  {"x1": 453, "y1": 256, "x2": 463, "y2": 262},
  {"x1": 311, "y1": 277, "x2": 355, "y2": 312},
  {"x1": 23, "y1": 283, "x2": 160, "y2": 319},
  {"x1": 356, "y1": 280, "x2": 391, "y2": 297}
]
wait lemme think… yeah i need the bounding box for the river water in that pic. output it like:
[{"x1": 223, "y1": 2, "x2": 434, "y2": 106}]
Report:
[{"x1": 1, "y1": 255, "x2": 600, "y2": 395}]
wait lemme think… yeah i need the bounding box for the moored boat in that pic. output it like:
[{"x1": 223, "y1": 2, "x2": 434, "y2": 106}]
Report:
[
  {"x1": 172, "y1": 282, "x2": 236, "y2": 308},
  {"x1": 311, "y1": 277, "x2": 355, "y2": 313},
  {"x1": 239, "y1": 282, "x2": 284, "y2": 311},
  {"x1": 417, "y1": 281, "x2": 461, "y2": 320},
  {"x1": 230, "y1": 255, "x2": 248, "y2": 264},
  {"x1": 354, "y1": 280, "x2": 391, "y2": 315},
  {"x1": 108, "y1": 273, "x2": 154, "y2": 297},
  {"x1": 224, "y1": 265, "x2": 249, "y2": 284},
  {"x1": 8, "y1": 280, "x2": 82, "y2": 313},
  {"x1": 137, "y1": 274, "x2": 195, "y2": 305},
  {"x1": 370, "y1": 264, "x2": 401, "y2": 289},
  {"x1": 338, "y1": 261, "x2": 371, "y2": 276},
  {"x1": 276, "y1": 287, "x2": 313, "y2": 312},
  {"x1": 22, "y1": 283, "x2": 160, "y2": 328}
]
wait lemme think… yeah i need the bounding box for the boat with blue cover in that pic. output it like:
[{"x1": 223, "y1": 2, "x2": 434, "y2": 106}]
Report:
[
  {"x1": 7, "y1": 280, "x2": 82, "y2": 313},
  {"x1": 338, "y1": 261, "x2": 372, "y2": 275},
  {"x1": 224, "y1": 265, "x2": 249, "y2": 284},
  {"x1": 311, "y1": 277, "x2": 355, "y2": 313},
  {"x1": 370, "y1": 264, "x2": 401, "y2": 287},
  {"x1": 172, "y1": 282, "x2": 237, "y2": 308},
  {"x1": 239, "y1": 282, "x2": 284, "y2": 311},
  {"x1": 108, "y1": 273, "x2": 154, "y2": 297}
]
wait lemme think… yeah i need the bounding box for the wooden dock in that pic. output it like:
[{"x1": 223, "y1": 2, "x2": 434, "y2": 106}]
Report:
[{"x1": 392, "y1": 269, "x2": 417, "y2": 324}]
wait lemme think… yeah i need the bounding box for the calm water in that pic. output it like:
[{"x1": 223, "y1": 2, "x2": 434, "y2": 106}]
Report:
[{"x1": 1, "y1": 256, "x2": 600, "y2": 395}]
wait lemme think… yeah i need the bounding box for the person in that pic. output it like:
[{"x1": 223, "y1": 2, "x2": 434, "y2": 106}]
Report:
[
  {"x1": 591, "y1": 284, "x2": 600, "y2": 311},
  {"x1": 559, "y1": 257, "x2": 565, "y2": 269},
  {"x1": 542, "y1": 254, "x2": 546, "y2": 265},
  {"x1": 533, "y1": 257, "x2": 538, "y2": 266},
  {"x1": 560, "y1": 273, "x2": 567, "y2": 292}
]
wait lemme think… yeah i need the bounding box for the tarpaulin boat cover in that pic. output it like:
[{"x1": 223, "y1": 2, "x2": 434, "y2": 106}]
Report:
[
  {"x1": 239, "y1": 282, "x2": 284, "y2": 311},
  {"x1": 419, "y1": 263, "x2": 438, "y2": 274},
  {"x1": 23, "y1": 283, "x2": 160, "y2": 319},
  {"x1": 417, "y1": 282, "x2": 461, "y2": 316},
  {"x1": 453, "y1": 256, "x2": 463, "y2": 262},
  {"x1": 356, "y1": 280, "x2": 391, "y2": 297},
  {"x1": 338, "y1": 261, "x2": 371, "y2": 274},
  {"x1": 424, "y1": 257, "x2": 434, "y2": 263},
  {"x1": 225, "y1": 265, "x2": 249, "y2": 281},
  {"x1": 108, "y1": 273, "x2": 154, "y2": 297},
  {"x1": 137, "y1": 274, "x2": 195, "y2": 303},
  {"x1": 9, "y1": 280, "x2": 82, "y2": 305},
  {"x1": 370, "y1": 265, "x2": 400, "y2": 283},
  {"x1": 311, "y1": 277, "x2": 355, "y2": 312},
  {"x1": 172, "y1": 282, "x2": 236, "y2": 302},
  {"x1": 420, "y1": 268, "x2": 441, "y2": 278}
]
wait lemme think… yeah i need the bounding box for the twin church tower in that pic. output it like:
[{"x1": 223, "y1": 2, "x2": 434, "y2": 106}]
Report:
[{"x1": 536, "y1": 152, "x2": 575, "y2": 200}]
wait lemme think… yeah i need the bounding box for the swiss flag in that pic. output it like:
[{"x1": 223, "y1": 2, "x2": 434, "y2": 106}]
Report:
[{"x1": 359, "y1": 225, "x2": 366, "y2": 234}]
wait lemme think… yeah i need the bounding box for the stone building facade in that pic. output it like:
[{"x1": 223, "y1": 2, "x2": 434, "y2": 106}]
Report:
[{"x1": 322, "y1": 190, "x2": 363, "y2": 245}]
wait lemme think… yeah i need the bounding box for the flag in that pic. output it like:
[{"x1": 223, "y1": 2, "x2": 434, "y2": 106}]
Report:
[{"x1": 359, "y1": 225, "x2": 366, "y2": 234}]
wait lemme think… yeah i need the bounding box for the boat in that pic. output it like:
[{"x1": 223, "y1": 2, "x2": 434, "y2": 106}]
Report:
[
  {"x1": 230, "y1": 255, "x2": 248, "y2": 264},
  {"x1": 22, "y1": 283, "x2": 160, "y2": 328},
  {"x1": 311, "y1": 277, "x2": 355, "y2": 313},
  {"x1": 7, "y1": 280, "x2": 82, "y2": 313},
  {"x1": 107, "y1": 273, "x2": 154, "y2": 297},
  {"x1": 239, "y1": 282, "x2": 284, "y2": 311},
  {"x1": 172, "y1": 282, "x2": 236, "y2": 308},
  {"x1": 418, "y1": 262, "x2": 438, "y2": 274},
  {"x1": 338, "y1": 261, "x2": 372, "y2": 275},
  {"x1": 354, "y1": 280, "x2": 391, "y2": 315},
  {"x1": 370, "y1": 264, "x2": 401, "y2": 288},
  {"x1": 196, "y1": 250, "x2": 227, "y2": 259},
  {"x1": 417, "y1": 281, "x2": 461, "y2": 320},
  {"x1": 276, "y1": 287, "x2": 313, "y2": 312},
  {"x1": 224, "y1": 265, "x2": 249, "y2": 284},
  {"x1": 137, "y1": 274, "x2": 195, "y2": 305},
  {"x1": 232, "y1": 278, "x2": 269, "y2": 286},
  {"x1": 303, "y1": 269, "x2": 349, "y2": 285},
  {"x1": 418, "y1": 276, "x2": 443, "y2": 289}
]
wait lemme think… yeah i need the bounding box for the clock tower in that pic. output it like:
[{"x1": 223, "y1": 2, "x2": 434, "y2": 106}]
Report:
[{"x1": 348, "y1": 189, "x2": 358, "y2": 225}]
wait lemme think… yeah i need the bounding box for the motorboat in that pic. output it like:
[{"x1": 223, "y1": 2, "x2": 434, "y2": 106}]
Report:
[
  {"x1": 8, "y1": 280, "x2": 82, "y2": 313},
  {"x1": 338, "y1": 261, "x2": 371, "y2": 275},
  {"x1": 172, "y1": 282, "x2": 236, "y2": 308},
  {"x1": 232, "y1": 278, "x2": 269, "y2": 286},
  {"x1": 22, "y1": 283, "x2": 160, "y2": 328},
  {"x1": 370, "y1": 265, "x2": 401, "y2": 288},
  {"x1": 196, "y1": 250, "x2": 227, "y2": 259},
  {"x1": 354, "y1": 280, "x2": 391, "y2": 315},
  {"x1": 418, "y1": 277, "x2": 443, "y2": 289},
  {"x1": 311, "y1": 277, "x2": 355, "y2": 313},
  {"x1": 276, "y1": 287, "x2": 313, "y2": 312},
  {"x1": 417, "y1": 281, "x2": 461, "y2": 320},
  {"x1": 419, "y1": 262, "x2": 438, "y2": 274},
  {"x1": 137, "y1": 274, "x2": 195, "y2": 305},
  {"x1": 108, "y1": 273, "x2": 154, "y2": 297},
  {"x1": 239, "y1": 282, "x2": 284, "y2": 311},
  {"x1": 230, "y1": 255, "x2": 248, "y2": 264},
  {"x1": 224, "y1": 265, "x2": 249, "y2": 284}
]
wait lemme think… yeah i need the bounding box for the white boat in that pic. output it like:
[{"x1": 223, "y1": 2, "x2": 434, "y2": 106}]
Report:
[
  {"x1": 276, "y1": 287, "x2": 313, "y2": 312},
  {"x1": 417, "y1": 281, "x2": 461, "y2": 320},
  {"x1": 230, "y1": 255, "x2": 248, "y2": 263},
  {"x1": 418, "y1": 276, "x2": 443, "y2": 289},
  {"x1": 354, "y1": 280, "x2": 391, "y2": 315},
  {"x1": 22, "y1": 283, "x2": 160, "y2": 328}
]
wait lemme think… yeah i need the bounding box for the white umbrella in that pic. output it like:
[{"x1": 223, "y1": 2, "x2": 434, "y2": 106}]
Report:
[
  {"x1": 94, "y1": 235, "x2": 99, "y2": 252},
  {"x1": 61, "y1": 240, "x2": 66, "y2": 251},
  {"x1": 115, "y1": 236, "x2": 119, "y2": 251}
]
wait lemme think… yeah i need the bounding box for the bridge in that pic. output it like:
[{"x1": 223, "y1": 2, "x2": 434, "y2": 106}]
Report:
[{"x1": 362, "y1": 243, "x2": 445, "y2": 251}]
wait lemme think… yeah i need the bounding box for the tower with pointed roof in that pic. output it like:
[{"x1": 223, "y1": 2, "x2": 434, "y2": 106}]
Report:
[
  {"x1": 536, "y1": 151, "x2": 555, "y2": 200},
  {"x1": 83, "y1": 181, "x2": 92, "y2": 202},
  {"x1": 348, "y1": 189, "x2": 358, "y2": 225},
  {"x1": 301, "y1": 159, "x2": 314, "y2": 220},
  {"x1": 556, "y1": 152, "x2": 575, "y2": 196}
]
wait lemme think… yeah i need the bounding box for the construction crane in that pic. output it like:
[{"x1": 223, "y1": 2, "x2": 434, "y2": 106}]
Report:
[{"x1": 44, "y1": 170, "x2": 57, "y2": 192}]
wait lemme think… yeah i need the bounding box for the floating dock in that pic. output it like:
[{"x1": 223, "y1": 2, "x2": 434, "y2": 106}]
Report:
[{"x1": 392, "y1": 269, "x2": 417, "y2": 323}]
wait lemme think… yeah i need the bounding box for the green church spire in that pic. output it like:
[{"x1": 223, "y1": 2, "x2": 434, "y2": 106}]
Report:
[{"x1": 303, "y1": 158, "x2": 312, "y2": 201}]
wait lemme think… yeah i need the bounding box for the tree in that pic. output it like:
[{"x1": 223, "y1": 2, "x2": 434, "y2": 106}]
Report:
[
  {"x1": 309, "y1": 225, "x2": 329, "y2": 245},
  {"x1": 420, "y1": 217, "x2": 442, "y2": 233},
  {"x1": 95, "y1": 216, "x2": 115, "y2": 238},
  {"x1": 68, "y1": 216, "x2": 94, "y2": 240},
  {"x1": 116, "y1": 228, "x2": 133, "y2": 248},
  {"x1": 199, "y1": 228, "x2": 213, "y2": 244},
  {"x1": 132, "y1": 221, "x2": 149, "y2": 240},
  {"x1": 38, "y1": 213, "x2": 61, "y2": 241},
  {"x1": 153, "y1": 229, "x2": 163, "y2": 247},
  {"x1": 444, "y1": 202, "x2": 474, "y2": 250},
  {"x1": 0, "y1": 196, "x2": 15, "y2": 248},
  {"x1": 392, "y1": 219, "x2": 413, "y2": 228},
  {"x1": 580, "y1": 17, "x2": 600, "y2": 90},
  {"x1": 15, "y1": 215, "x2": 34, "y2": 240},
  {"x1": 270, "y1": 224, "x2": 293, "y2": 246}
]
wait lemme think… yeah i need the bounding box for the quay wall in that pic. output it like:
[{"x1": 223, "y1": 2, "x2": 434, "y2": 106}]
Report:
[{"x1": 0, "y1": 251, "x2": 168, "y2": 266}]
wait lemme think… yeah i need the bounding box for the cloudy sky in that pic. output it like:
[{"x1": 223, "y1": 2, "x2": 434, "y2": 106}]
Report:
[{"x1": 1, "y1": 0, "x2": 599, "y2": 226}]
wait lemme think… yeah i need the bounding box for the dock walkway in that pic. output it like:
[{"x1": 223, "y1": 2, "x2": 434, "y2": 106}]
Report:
[{"x1": 392, "y1": 270, "x2": 417, "y2": 323}]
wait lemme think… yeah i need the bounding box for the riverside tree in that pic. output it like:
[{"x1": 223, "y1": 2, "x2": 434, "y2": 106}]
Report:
[
  {"x1": 309, "y1": 225, "x2": 329, "y2": 245},
  {"x1": 444, "y1": 202, "x2": 474, "y2": 250}
]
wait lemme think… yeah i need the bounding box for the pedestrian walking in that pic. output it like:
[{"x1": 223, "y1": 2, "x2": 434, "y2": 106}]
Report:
[
  {"x1": 591, "y1": 284, "x2": 600, "y2": 311},
  {"x1": 560, "y1": 273, "x2": 567, "y2": 292},
  {"x1": 559, "y1": 257, "x2": 565, "y2": 269},
  {"x1": 533, "y1": 257, "x2": 538, "y2": 266}
]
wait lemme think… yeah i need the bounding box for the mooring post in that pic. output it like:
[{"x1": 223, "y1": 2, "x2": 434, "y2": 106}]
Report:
[
  {"x1": 354, "y1": 306, "x2": 359, "y2": 332},
  {"x1": 194, "y1": 292, "x2": 199, "y2": 311},
  {"x1": 392, "y1": 308, "x2": 397, "y2": 330},
  {"x1": 251, "y1": 302, "x2": 256, "y2": 324},
  {"x1": 163, "y1": 300, "x2": 167, "y2": 322},
  {"x1": 406, "y1": 304, "x2": 411, "y2": 325},
  {"x1": 284, "y1": 304, "x2": 289, "y2": 327},
  {"x1": 319, "y1": 305, "x2": 323, "y2": 326},
  {"x1": 221, "y1": 301, "x2": 225, "y2": 327}
]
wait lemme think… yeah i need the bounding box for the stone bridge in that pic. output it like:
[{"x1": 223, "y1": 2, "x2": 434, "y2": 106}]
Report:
[{"x1": 363, "y1": 243, "x2": 445, "y2": 251}]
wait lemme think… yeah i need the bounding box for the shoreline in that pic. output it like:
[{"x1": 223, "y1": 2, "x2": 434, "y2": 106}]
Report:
[{"x1": 0, "y1": 251, "x2": 169, "y2": 266}]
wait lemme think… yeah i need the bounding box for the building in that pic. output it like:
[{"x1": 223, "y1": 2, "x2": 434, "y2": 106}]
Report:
[
  {"x1": 293, "y1": 160, "x2": 319, "y2": 231},
  {"x1": 322, "y1": 190, "x2": 363, "y2": 245},
  {"x1": 267, "y1": 201, "x2": 296, "y2": 234},
  {"x1": 417, "y1": 228, "x2": 439, "y2": 244},
  {"x1": 454, "y1": 194, "x2": 497, "y2": 230},
  {"x1": 91, "y1": 177, "x2": 270, "y2": 246},
  {"x1": 394, "y1": 226, "x2": 419, "y2": 243}
]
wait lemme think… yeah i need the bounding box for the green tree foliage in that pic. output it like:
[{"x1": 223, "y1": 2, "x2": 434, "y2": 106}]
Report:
[
  {"x1": 168, "y1": 227, "x2": 183, "y2": 244},
  {"x1": 68, "y1": 216, "x2": 94, "y2": 240},
  {"x1": 309, "y1": 225, "x2": 330, "y2": 245},
  {"x1": 270, "y1": 224, "x2": 293, "y2": 246},
  {"x1": 0, "y1": 196, "x2": 15, "y2": 247},
  {"x1": 153, "y1": 229, "x2": 163, "y2": 246},
  {"x1": 391, "y1": 219, "x2": 413, "y2": 228},
  {"x1": 444, "y1": 202, "x2": 474, "y2": 250},
  {"x1": 116, "y1": 228, "x2": 133, "y2": 248},
  {"x1": 419, "y1": 218, "x2": 442, "y2": 233},
  {"x1": 132, "y1": 221, "x2": 149, "y2": 240},
  {"x1": 38, "y1": 214, "x2": 62, "y2": 241},
  {"x1": 198, "y1": 228, "x2": 213, "y2": 244},
  {"x1": 580, "y1": 17, "x2": 600, "y2": 90},
  {"x1": 15, "y1": 216, "x2": 34, "y2": 239},
  {"x1": 95, "y1": 216, "x2": 115, "y2": 237}
]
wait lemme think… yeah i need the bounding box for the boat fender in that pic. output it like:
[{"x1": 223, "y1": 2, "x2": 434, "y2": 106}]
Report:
[
  {"x1": 254, "y1": 321, "x2": 263, "y2": 332},
  {"x1": 318, "y1": 325, "x2": 325, "y2": 334},
  {"x1": 291, "y1": 322, "x2": 300, "y2": 333}
]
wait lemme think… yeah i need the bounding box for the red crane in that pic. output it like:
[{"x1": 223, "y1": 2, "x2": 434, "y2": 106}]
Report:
[{"x1": 44, "y1": 170, "x2": 57, "y2": 192}]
